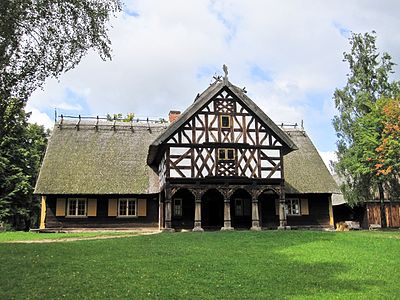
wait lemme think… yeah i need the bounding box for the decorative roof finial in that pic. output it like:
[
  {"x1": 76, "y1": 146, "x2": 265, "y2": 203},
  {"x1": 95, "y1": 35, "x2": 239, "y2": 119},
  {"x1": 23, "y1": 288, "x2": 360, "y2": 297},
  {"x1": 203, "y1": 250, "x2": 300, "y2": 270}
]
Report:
[{"x1": 223, "y1": 64, "x2": 228, "y2": 82}]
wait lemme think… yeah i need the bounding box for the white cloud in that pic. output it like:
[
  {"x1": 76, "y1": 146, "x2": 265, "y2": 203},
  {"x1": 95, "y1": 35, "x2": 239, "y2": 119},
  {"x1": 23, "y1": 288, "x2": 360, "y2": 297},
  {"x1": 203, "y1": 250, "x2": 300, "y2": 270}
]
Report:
[
  {"x1": 56, "y1": 102, "x2": 83, "y2": 111},
  {"x1": 26, "y1": 106, "x2": 54, "y2": 129},
  {"x1": 318, "y1": 151, "x2": 338, "y2": 174},
  {"x1": 28, "y1": 0, "x2": 400, "y2": 152}
]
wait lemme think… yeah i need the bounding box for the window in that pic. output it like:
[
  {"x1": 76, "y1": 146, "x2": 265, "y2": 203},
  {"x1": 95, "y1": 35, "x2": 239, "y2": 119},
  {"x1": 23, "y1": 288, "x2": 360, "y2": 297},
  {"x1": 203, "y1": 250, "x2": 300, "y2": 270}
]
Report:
[
  {"x1": 218, "y1": 148, "x2": 235, "y2": 160},
  {"x1": 286, "y1": 198, "x2": 300, "y2": 216},
  {"x1": 220, "y1": 115, "x2": 231, "y2": 128},
  {"x1": 235, "y1": 199, "x2": 244, "y2": 216},
  {"x1": 173, "y1": 198, "x2": 182, "y2": 217},
  {"x1": 218, "y1": 149, "x2": 226, "y2": 160},
  {"x1": 67, "y1": 198, "x2": 87, "y2": 216},
  {"x1": 118, "y1": 198, "x2": 137, "y2": 217}
]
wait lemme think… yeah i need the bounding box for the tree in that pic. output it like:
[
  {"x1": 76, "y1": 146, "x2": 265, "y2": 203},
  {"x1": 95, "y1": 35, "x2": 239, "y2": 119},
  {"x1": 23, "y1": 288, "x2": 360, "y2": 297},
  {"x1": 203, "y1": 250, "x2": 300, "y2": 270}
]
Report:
[
  {"x1": 375, "y1": 99, "x2": 400, "y2": 175},
  {"x1": 106, "y1": 113, "x2": 135, "y2": 122},
  {"x1": 333, "y1": 31, "x2": 400, "y2": 227},
  {"x1": 0, "y1": 0, "x2": 121, "y2": 101},
  {"x1": 0, "y1": 98, "x2": 48, "y2": 229},
  {"x1": 374, "y1": 98, "x2": 400, "y2": 198},
  {"x1": 0, "y1": 0, "x2": 121, "y2": 229}
]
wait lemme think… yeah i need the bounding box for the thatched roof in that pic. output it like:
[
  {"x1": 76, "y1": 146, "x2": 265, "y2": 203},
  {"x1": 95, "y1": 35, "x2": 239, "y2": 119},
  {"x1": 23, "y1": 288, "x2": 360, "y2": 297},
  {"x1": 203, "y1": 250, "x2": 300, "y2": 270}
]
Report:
[
  {"x1": 283, "y1": 129, "x2": 340, "y2": 194},
  {"x1": 35, "y1": 112, "x2": 339, "y2": 196},
  {"x1": 34, "y1": 120, "x2": 167, "y2": 195},
  {"x1": 147, "y1": 79, "x2": 298, "y2": 166}
]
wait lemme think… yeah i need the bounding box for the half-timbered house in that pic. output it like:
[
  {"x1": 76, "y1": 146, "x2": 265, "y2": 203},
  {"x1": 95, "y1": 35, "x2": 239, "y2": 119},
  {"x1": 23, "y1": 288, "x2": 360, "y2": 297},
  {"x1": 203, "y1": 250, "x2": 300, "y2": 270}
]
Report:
[{"x1": 35, "y1": 73, "x2": 339, "y2": 231}]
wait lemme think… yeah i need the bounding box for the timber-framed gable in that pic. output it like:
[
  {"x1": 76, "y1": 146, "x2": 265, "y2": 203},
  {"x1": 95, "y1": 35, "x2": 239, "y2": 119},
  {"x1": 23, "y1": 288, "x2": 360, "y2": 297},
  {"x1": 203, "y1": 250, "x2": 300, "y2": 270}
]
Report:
[{"x1": 161, "y1": 86, "x2": 289, "y2": 180}]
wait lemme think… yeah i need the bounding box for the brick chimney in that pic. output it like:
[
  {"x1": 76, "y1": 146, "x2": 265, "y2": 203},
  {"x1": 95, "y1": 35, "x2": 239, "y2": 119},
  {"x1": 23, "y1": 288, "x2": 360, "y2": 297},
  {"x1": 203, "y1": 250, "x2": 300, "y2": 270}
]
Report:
[{"x1": 168, "y1": 110, "x2": 181, "y2": 123}]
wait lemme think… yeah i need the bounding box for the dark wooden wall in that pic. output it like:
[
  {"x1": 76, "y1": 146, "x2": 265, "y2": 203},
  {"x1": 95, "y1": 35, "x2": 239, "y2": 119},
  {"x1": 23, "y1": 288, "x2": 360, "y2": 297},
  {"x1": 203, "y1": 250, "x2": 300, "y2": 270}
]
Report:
[
  {"x1": 45, "y1": 194, "x2": 159, "y2": 228},
  {"x1": 260, "y1": 193, "x2": 331, "y2": 228}
]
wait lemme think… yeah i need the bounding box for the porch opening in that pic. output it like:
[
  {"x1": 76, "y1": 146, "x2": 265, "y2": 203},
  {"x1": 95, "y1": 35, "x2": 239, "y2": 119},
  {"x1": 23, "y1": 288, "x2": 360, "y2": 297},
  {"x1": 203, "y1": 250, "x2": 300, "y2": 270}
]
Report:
[
  {"x1": 230, "y1": 189, "x2": 252, "y2": 229},
  {"x1": 259, "y1": 189, "x2": 280, "y2": 229},
  {"x1": 201, "y1": 189, "x2": 224, "y2": 229},
  {"x1": 171, "y1": 189, "x2": 194, "y2": 230}
]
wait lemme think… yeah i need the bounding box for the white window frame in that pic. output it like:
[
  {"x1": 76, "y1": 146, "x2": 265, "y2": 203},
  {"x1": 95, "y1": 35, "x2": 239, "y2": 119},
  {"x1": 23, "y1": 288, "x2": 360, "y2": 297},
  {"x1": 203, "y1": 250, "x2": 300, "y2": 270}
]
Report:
[
  {"x1": 286, "y1": 198, "x2": 300, "y2": 216},
  {"x1": 173, "y1": 198, "x2": 182, "y2": 217},
  {"x1": 118, "y1": 198, "x2": 137, "y2": 217},
  {"x1": 67, "y1": 198, "x2": 87, "y2": 217}
]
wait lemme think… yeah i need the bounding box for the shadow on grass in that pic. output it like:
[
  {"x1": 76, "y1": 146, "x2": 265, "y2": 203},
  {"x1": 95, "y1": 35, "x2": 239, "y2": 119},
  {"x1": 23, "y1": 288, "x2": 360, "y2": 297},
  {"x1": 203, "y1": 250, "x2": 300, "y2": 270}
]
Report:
[{"x1": 0, "y1": 231, "x2": 393, "y2": 299}]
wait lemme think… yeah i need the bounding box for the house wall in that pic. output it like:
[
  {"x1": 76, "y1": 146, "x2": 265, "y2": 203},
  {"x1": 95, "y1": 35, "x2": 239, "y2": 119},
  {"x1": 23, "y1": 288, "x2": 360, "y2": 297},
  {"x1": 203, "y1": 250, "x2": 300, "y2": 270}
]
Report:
[
  {"x1": 260, "y1": 193, "x2": 331, "y2": 228},
  {"x1": 286, "y1": 194, "x2": 331, "y2": 227},
  {"x1": 44, "y1": 194, "x2": 159, "y2": 229}
]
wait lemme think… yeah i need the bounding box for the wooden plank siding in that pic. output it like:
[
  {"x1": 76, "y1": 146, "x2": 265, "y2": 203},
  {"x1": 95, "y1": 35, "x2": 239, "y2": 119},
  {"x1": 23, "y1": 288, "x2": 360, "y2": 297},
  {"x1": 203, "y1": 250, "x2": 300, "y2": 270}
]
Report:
[
  {"x1": 367, "y1": 204, "x2": 381, "y2": 226},
  {"x1": 365, "y1": 202, "x2": 400, "y2": 228},
  {"x1": 386, "y1": 204, "x2": 400, "y2": 227},
  {"x1": 45, "y1": 195, "x2": 159, "y2": 228}
]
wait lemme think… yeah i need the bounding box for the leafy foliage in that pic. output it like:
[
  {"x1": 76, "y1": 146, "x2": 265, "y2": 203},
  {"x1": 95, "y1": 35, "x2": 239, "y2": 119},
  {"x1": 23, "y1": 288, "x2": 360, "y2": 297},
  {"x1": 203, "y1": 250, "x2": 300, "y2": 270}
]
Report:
[
  {"x1": 0, "y1": 98, "x2": 48, "y2": 229},
  {"x1": 333, "y1": 32, "x2": 400, "y2": 205},
  {"x1": 0, "y1": 0, "x2": 121, "y2": 101},
  {"x1": 106, "y1": 112, "x2": 135, "y2": 122},
  {"x1": 375, "y1": 99, "x2": 400, "y2": 176}
]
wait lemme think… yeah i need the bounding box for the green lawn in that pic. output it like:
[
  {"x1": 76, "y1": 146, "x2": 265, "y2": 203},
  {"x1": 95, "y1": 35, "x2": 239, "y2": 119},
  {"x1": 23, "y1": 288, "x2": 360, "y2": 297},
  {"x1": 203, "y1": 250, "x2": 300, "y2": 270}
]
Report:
[
  {"x1": 0, "y1": 231, "x2": 135, "y2": 242},
  {"x1": 0, "y1": 231, "x2": 399, "y2": 299}
]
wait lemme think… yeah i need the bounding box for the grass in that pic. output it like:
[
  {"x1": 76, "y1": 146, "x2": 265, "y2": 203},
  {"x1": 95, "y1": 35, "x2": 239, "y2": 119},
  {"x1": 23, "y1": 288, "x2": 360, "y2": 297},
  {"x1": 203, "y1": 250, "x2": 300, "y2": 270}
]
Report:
[
  {"x1": 0, "y1": 231, "x2": 135, "y2": 242},
  {"x1": 0, "y1": 230, "x2": 399, "y2": 299}
]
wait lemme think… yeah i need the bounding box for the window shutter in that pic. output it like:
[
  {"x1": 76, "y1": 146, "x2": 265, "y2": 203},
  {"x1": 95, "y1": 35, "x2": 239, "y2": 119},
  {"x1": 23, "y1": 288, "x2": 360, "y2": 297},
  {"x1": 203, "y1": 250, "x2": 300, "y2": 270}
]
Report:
[
  {"x1": 300, "y1": 198, "x2": 309, "y2": 215},
  {"x1": 87, "y1": 199, "x2": 97, "y2": 217},
  {"x1": 108, "y1": 199, "x2": 118, "y2": 217},
  {"x1": 40, "y1": 196, "x2": 47, "y2": 229},
  {"x1": 56, "y1": 198, "x2": 66, "y2": 216},
  {"x1": 275, "y1": 199, "x2": 279, "y2": 215},
  {"x1": 138, "y1": 199, "x2": 147, "y2": 217}
]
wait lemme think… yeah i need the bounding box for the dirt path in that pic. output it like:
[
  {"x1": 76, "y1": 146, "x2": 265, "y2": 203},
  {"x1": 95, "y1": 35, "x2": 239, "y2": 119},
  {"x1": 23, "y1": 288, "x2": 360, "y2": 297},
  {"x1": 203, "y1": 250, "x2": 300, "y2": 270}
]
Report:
[{"x1": 4, "y1": 230, "x2": 160, "y2": 244}]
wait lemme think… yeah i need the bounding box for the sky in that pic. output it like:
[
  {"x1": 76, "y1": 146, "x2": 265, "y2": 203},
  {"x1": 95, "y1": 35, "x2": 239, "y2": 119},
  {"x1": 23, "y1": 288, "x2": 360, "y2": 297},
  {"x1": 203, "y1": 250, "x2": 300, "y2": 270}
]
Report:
[{"x1": 27, "y1": 0, "x2": 400, "y2": 171}]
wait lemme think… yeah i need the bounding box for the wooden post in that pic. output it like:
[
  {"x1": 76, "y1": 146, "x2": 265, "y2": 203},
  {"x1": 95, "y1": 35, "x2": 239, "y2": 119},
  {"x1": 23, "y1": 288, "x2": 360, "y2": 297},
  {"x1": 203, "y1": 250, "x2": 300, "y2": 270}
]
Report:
[
  {"x1": 158, "y1": 193, "x2": 164, "y2": 231},
  {"x1": 378, "y1": 183, "x2": 387, "y2": 228},
  {"x1": 163, "y1": 198, "x2": 175, "y2": 232},
  {"x1": 221, "y1": 198, "x2": 234, "y2": 231},
  {"x1": 193, "y1": 195, "x2": 204, "y2": 232},
  {"x1": 39, "y1": 195, "x2": 46, "y2": 230},
  {"x1": 328, "y1": 195, "x2": 334, "y2": 228},
  {"x1": 250, "y1": 198, "x2": 261, "y2": 231},
  {"x1": 278, "y1": 185, "x2": 288, "y2": 229},
  {"x1": 192, "y1": 189, "x2": 204, "y2": 232}
]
